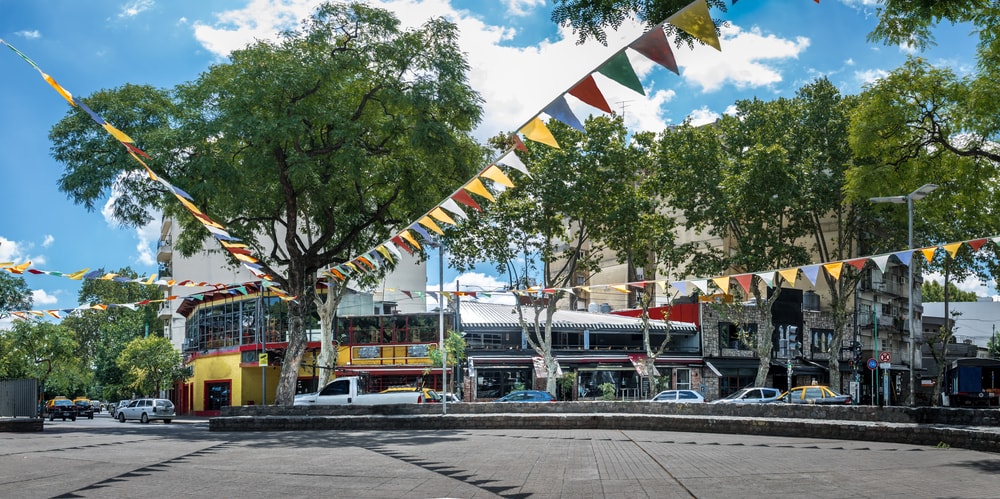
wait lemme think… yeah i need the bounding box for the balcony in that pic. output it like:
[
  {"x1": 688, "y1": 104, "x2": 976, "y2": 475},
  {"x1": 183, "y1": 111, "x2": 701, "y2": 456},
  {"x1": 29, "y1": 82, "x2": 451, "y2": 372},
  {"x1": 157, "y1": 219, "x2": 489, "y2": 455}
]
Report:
[{"x1": 156, "y1": 240, "x2": 172, "y2": 263}]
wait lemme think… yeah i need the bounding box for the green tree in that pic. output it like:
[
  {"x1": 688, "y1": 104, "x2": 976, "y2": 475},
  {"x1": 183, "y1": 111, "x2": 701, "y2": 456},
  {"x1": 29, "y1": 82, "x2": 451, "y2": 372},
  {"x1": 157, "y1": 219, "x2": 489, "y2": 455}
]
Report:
[
  {"x1": 427, "y1": 330, "x2": 467, "y2": 396},
  {"x1": 0, "y1": 272, "x2": 32, "y2": 317},
  {"x1": 48, "y1": 3, "x2": 485, "y2": 405},
  {"x1": 60, "y1": 267, "x2": 163, "y2": 401},
  {"x1": 0, "y1": 320, "x2": 87, "y2": 398},
  {"x1": 117, "y1": 335, "x2": 184, "y2": 397},
  {"x1": 551, "y1": 0, "x2": 729, "y2": 46},
  {"x1": 922, "y1": 280, "x2": 978, "y2": 303}
]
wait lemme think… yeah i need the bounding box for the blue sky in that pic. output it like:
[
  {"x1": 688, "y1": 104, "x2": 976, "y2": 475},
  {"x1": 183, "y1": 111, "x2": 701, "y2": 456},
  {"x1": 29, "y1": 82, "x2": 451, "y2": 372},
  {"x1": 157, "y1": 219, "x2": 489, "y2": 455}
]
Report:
[{"x1": 0, "y1": 0, "x2": 984, "y2": 318}]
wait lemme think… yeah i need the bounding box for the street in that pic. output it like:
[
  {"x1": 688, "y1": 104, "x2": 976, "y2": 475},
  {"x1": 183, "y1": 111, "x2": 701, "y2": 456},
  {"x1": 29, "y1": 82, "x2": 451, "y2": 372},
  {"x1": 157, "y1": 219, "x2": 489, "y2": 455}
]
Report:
[{"x1": 3, "y1": 412, "x2": 999, "y2": 498}]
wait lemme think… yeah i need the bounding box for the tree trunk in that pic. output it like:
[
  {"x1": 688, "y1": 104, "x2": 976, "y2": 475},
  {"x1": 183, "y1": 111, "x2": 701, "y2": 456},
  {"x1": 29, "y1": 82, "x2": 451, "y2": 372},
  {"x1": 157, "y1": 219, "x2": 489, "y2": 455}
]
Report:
[
  {"x1": 314, "y1": 282, "x2": 346, "y2": 389},
  {"x1": 274, "y1": 270, "x2": 317, "y2": 406}
]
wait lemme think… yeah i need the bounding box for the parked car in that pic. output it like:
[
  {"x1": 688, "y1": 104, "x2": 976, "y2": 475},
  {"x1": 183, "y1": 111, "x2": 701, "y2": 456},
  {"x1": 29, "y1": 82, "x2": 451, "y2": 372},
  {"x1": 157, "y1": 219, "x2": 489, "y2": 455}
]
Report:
[
  {"x1": 495, "y1": 390, "x2": 556, "y2": 402},
  {"x1": 109, "y1": 399, "x2": 130, "y2": 418},
  {"x1": 781, "y1": 385, "x2": 852, "y2": 405},
  {"x1": 650, "y1": 390, "x2": 705, "y2": 403},
  {"x1": 117, "y1": 398, "x2": 176, "y2": 424},
  {"x1": 710, "y1": 387, "x2": 782, "y2": 404},
  {"x1": 73, "y1": 398, "x2": 95, "y2": 419},
  {"x1": 91, "y1": 400, "x2": 103, "y2": 413},
  {"x1": 46, "y1": 398, "x2": 77, "y2": 421}
]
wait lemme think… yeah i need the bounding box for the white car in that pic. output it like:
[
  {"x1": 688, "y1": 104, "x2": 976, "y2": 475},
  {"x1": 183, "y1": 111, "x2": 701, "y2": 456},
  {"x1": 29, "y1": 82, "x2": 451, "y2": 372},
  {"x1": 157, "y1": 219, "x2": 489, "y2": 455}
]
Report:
[
  {"x1": 650, "y1": 389, "x2": 705, "y2": 403},
  {"x1": 710, "y1": 387, "x2": 782, "y2": 404},
  {"x1": 117, "y1": 398, "x2": 175, "y2": 424}
]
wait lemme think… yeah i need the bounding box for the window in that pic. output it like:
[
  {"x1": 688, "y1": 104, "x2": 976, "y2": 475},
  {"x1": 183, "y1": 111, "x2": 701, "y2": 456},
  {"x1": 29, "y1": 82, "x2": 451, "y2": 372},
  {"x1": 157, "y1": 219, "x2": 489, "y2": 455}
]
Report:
[
  {"x1": 811, "y1": 329, "x2": 834, "y2": 353},
  {"x1": 205, "y1": 381, "x2": 231, "y2": 411},
  {"x1": 719, "y1": 322, "x2": 755, "y2": 350},
  {"x1": 675, "y1": 368, "x2": 691, "y2": 390}
]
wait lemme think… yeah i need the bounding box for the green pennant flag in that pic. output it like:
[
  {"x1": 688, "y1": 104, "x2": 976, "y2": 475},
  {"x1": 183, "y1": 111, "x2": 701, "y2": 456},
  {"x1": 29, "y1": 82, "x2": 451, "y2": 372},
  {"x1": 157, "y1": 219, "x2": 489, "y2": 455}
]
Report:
[{"x1": 597, "y1": 51, "x2": 645, "y2": 96}]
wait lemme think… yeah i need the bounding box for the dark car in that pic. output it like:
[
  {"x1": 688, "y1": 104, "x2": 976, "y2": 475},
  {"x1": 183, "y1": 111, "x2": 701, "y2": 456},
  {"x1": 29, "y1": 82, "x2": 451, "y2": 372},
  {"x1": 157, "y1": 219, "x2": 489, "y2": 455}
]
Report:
[
  {"x1": 781, "y1": 385, "x2": 852, "y2": 405},
  {"x1": 47, "y1": 399, "x2": 77, "y2": 421},
  {"x1": 496, "y1": 390, "x2": 556, "y2": 402},
  {"x1": 74, "y1": 398, "x2": 95, "y2": 419}
]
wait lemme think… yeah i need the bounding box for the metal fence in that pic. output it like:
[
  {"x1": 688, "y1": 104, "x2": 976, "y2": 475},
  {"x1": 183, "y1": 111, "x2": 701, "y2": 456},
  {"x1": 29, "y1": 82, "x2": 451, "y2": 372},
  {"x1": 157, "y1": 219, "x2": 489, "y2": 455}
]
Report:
[{"x1": 0, "y1": 378, "x2": 39, "y2": 417}]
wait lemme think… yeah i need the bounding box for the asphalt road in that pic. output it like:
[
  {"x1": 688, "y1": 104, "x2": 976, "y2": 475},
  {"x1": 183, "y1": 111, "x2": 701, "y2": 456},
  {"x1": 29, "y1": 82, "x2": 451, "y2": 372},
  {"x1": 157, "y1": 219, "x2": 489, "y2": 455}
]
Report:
[{"x1": 3, "y1": 412, "x2": 999, "y2": 498}]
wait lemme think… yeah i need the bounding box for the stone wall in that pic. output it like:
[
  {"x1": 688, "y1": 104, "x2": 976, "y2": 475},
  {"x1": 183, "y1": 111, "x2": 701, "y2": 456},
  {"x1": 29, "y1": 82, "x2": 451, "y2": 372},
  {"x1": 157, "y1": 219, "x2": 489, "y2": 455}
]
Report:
[{"x1": 0, "y1": 418, "x2": 43, "y2": 432}]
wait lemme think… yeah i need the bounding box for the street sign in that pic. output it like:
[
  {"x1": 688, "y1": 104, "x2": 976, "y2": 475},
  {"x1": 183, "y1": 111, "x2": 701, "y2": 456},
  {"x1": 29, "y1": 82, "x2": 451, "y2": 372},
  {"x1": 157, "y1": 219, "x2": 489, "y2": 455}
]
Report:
[
  {"x1": 867, "y1": 358, "x2": 877, "y2": 370},
  {"x1": 878, "y1": 351, "x2": 891, "y2": 363},
  {"x1": 259, "y1": 352, "x2": 268, "y2": 367}
]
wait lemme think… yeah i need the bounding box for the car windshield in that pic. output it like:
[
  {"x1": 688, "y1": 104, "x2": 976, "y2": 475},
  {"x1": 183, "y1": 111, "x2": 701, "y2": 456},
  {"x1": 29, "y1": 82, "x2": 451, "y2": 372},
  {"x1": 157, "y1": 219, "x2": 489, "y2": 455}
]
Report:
[{"x1": 719, "y1": 389, "x2": 750, "y2": 400}]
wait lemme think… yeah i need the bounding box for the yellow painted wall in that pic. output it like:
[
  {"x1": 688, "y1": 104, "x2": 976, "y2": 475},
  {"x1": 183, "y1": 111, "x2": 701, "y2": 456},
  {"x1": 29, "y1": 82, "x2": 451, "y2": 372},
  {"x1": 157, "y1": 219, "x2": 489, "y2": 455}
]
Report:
[{"x1": 188, "y1": 348, "x2": 327, "y2": 411}]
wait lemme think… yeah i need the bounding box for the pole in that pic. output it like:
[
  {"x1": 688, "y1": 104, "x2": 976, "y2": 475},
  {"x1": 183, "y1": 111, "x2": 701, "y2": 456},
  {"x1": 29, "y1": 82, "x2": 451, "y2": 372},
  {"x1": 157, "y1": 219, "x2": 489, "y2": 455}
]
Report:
[
  {"x1": 907, "y1": 195, "x2": 916, "y2": 407},
  {"x1": 439, "y1": 246, "x2": 447, "y2": 415},
  {"x1": 874, "y1": 310, "x2": 880, "y2": 407}
]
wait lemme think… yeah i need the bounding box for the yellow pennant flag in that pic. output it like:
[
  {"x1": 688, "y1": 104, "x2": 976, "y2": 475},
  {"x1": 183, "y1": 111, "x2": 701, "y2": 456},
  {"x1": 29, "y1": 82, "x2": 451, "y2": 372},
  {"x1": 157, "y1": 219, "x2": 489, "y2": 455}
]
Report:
[
  {"x1": 376, "y1": 245, "x2": 394, "y2": 262},
  {"x1": 711, "y1": 276, "x2": 730, "y2": 292},
  {"x1": 8, "y1": 261, "x2": 31, "y2": 274},
  {"x1": 418, "y1": 216, "x2": 445, "y2": 236},
  {"x1": 519, "y1": 116, "x2": 560, "y2": 148},
  {"x1": 143, "y1": 274, "x2": 158, "y2": 285},
  {"x1": 610, "y1": 284, "x2": 630, "y2": 294},
  {"x1": 102, "y1": 122, "x2": 136, "y2": 144},
  {"x1": 921, "y1": 246, "x2": 938, "y2": 263},
  {"x1": 778, "y1": 268, "x2": 799, "y2": 286},
  {"x1": 43, "y1": 73, "x2": 74, "y2": 105},
  {"x1": 400, "y1": 230, "x2": 422, "y2": 250},
  {"x1": 429, "y1": 207, "x2": 457, "y2": 226},
  {"x1": 464, "y1": 178, "x2": 496, "y2": 202},
  {"x1": 480, "y1": 164, "x2": 515, "y2": 188},
  {"x1": 823, "y1": 262, "x2": 844, "y2": 281},
  {"x1": 667, "y1": 0, "x2": 721, "y2": 51},
  {"x1": 943, "y1": 242, "x2": 962, "y2": 258}
]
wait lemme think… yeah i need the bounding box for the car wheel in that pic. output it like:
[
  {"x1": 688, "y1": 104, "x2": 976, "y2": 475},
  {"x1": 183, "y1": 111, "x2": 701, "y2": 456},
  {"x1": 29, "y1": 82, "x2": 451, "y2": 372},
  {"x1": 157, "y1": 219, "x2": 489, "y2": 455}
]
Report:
[
  {"x1": 71, "y1": 416, "x2": 76, "y2": 421},
  {"x1": 89, "y1": 415, "x2": 94, "y2": 419},
  {"x1": 118, "y1": 413, "x2": 126, "y2": 423},
  {"x1": 140, "y1": 413, "x2": 149, "y2": 424},
  {"x1": 49, "y1": 414, "x2": 55, "y2": 421},
  {"x1": 163, "y1": 419, "x2": 172, "y2": 424},
  {"x1": 62, "y1": 417, "x2": 67, "y2": 421}
]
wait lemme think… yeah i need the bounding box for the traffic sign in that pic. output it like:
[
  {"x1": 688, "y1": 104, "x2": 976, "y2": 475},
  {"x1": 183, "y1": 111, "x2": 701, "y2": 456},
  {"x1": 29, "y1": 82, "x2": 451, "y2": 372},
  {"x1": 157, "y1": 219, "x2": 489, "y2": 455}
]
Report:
[
  {"x1": 867, "y1": 358, "x2": 877, "y2": 370},
  {"x1": 878, "y1": 351, "x2": 891, "y2": 363}
]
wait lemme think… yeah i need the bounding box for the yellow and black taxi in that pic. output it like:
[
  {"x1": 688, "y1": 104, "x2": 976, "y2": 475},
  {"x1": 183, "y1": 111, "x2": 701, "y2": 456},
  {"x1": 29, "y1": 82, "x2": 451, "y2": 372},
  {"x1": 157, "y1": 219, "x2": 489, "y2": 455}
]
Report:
[
  {"x1": 45, "y1": 397, "x2": 77, "y2": 421},
  {"x1": 780, "y1": 385, "x2": 852, "y2": 405},
  {"x1": 73, "y1": 397, "x2": 95, "y2": 419}
]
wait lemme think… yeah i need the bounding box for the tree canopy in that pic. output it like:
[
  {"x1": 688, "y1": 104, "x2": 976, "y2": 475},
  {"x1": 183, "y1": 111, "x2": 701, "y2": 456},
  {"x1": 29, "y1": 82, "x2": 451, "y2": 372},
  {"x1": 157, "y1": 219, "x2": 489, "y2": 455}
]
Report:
[
  {"x1": 922, "y1": 280, "x2": 978, "y2": 303},
  {"x1": 551, "y1": 0, "x2": 729, "y2": 46},
  {"x1": 48, "y1": 2, "x2": 486, "y2": 404}
]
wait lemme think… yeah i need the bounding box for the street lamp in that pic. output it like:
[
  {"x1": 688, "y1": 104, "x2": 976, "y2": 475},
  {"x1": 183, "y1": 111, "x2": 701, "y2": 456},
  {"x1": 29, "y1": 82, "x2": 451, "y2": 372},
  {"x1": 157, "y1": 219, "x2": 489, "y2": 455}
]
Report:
[{"x1": 870, "y1": 183, "x2": 938, "y2": 407}]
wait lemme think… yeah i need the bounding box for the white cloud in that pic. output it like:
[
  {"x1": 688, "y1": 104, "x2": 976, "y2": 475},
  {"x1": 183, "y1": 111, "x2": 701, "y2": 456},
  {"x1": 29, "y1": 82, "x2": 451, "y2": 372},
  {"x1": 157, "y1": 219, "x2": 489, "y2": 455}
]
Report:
[
  {"x1": 503, "y1": 0, "x2": 545, "y2": 17},
  {"x1": 119, "y1": 0, "x2": 155, "y2": 19},
  {"x1": 0, "y1": 236, "x2": 45, "y2": 266},
  {"x1": 428, "y1": 272, "x2": 516, "y2": 310},
  {"x1": 845, "y1": 58, "x2": 855, "y2": 66},
  {"x1": 680, "y1": 24, "x2": 811, "y2": 93},
  {"x1": 687, "y1": 106, "x2": 720, "y2": 127},
  {"x1": 855, "y1": 68, "x2": 888, "y2": 85},
  {"x1": 32, "y1": 289, "x2": 59, "y2": 306},
  {"x1": 42, "y1": 235, "x2": 54, "y2": 248},
  {"x1": 15, "y1": 30, "x2": 41, "y2": 40},
  {"x1": 924, "y1": 272, "x2": 996, "y2": 299}
]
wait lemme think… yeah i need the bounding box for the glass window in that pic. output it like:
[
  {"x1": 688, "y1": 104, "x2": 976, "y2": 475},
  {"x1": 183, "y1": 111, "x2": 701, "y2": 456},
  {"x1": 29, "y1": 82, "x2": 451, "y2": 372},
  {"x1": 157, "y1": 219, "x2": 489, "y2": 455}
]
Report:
[
  {"x1": 205, "y1": 381, "x2": 231, "y2": 411},
  {"x1": 804, "y1": 387, "x2": 822, "y2": 400},
  {"x1": 676, "y1": 368, "x2": 691, "y2": 390}
]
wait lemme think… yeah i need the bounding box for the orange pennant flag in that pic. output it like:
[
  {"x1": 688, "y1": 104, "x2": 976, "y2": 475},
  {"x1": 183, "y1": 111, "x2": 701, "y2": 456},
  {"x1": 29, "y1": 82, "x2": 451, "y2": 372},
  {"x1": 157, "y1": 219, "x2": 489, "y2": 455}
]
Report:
[
  {"x1": 823, "y1": 262, "x2": 844, "y2": 280},
  {"x1": 464, "y1": 178, "x2": 496, "y2": 202},
  {"x1": 666, "y1": 0, "x2": 721, "y2": 51},
  {"x1": 920, "y1": 247, "x2": 937, "y2": 263},
  {"x1": 480, "y1": 164, "x2": 515, "y2": 188},
  {"x1": 519, "y1": 116, "x2": 560, "y2": 148},
  {"x1": 42, "y1": 73, "x2": 74, "y2": 105}
]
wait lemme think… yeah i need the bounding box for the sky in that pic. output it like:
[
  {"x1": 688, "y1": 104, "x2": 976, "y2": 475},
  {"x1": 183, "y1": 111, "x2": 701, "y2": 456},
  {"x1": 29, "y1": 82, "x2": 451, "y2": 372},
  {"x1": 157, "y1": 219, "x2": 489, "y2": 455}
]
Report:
[{"x1": 0, "y1": 0, "x2": 987, "y2": 321}]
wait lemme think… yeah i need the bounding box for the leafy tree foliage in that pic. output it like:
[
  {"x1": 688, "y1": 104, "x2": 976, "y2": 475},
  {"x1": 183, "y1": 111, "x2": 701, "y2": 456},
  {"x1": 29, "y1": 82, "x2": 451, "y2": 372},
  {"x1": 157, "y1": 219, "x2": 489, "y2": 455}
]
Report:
[
  {"x1": 922, "y1": 279, "x2": 978, "y2": 303},
  {"x1": 427, "y1": 330, "x2": 467, "y2": 395},
  {"x1": 48, "y1": 3, "x2": 485, "y2": 404},
  {"x1": 0, "y1": 272, "x2": 32, "y2": 316},
  {"x1": 116, "y1": 335, "x2": 184, "y2": 397},
  {"x1": 657, "y1": 78, "x2": 860, "y2": 387},
  {"x1": 551, "y1": 0, "x2": 729, "y2": 46},
  {"x1": 0, "y1": 320, "x2": 87, "y2": 398}
]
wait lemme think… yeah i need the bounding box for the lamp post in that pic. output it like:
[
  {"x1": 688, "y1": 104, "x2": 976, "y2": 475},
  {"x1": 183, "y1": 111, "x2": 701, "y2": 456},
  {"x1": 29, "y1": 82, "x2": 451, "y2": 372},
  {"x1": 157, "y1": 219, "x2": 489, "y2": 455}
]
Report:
[{"x1": 870, "y1": 183, "x2": 938, "y2": 406}]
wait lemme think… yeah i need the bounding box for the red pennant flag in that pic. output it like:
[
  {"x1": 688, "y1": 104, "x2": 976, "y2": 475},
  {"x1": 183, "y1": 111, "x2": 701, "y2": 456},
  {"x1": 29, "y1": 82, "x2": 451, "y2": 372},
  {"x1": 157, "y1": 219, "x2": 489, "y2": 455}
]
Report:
[
  {"x1": 845, "y1": 258, "x2": 868, "y2": 271},
  {"x1": 123, "y1": 142, "x2": 151, "y2": 159},
  {"x1": 452, "y1": 189, "x2": 483, "y2": 211},
  {"x1": 629, "y1": 27, "x2": 679, "y2": 75},
  {"x1": 568, "y1": 74, "x2": 613, "y2": 113},
  {"x1": 512, "y1": 134, "x2": 528, "y2": 152},
  {"x1": 391, "y1": 236, "x2": 414, "y2": 255},
  {"x1": 734, "y1": 274, "x2": 754, "y2": 293},
  {"x1": 968, "y1": 238, "x2": 988, "y2": 252}
]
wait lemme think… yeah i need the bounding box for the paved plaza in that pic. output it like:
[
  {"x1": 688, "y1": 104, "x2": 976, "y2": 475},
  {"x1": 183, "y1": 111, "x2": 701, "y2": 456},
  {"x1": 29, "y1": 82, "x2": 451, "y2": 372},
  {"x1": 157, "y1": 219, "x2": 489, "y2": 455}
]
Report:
[{"x1": 2, "y1": 417, "x2": 999, "y2": 498}]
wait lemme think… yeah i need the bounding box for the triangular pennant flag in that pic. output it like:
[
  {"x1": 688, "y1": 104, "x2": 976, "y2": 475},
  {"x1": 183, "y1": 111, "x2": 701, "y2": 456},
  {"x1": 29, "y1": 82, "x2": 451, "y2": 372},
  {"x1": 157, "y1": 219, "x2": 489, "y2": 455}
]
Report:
[
  {"x1": 629, "y1": 26, "x2": 679, "y2": 74},
  {"x1": 823, "y1": 262, "x2": 844, "y2": 280},
  {"x1": 410, "y1": 223, "x2": 435, "y2": 241},
  {"x1": 376, "y1": 245, "x2": 394, "y2": 262},
  {"x1": 102, "y1": 122, "x2": 135, "y2": 144},
  {"x1": 429, "y1": 207, "x2": 458, "y2": 226},
  {"x1": 920, "y1": 247, "x2": 937, "y2": 263},
  {"x1": 480, "y1": 164, "x2": 515, "y2": 188},
  {"x1": 893, "y1": 250, "x2": 912, "y2": 267},
  {"x1": 464, "y1": 177, "x2": 496, "y2": 202},
  {"x1": 497, "y1": 150, "x2": 530, "y2": 176},
  {"x1": 596, "y1": 51, "x2": 645, "y2": 95},
  {"x1": 943, "y1": 242, "x2": 962, "y2": 258},
  {"x1": 392, "y1": 235, "x2": 415, "y2": 255},
  {"x1": 418, "y1": 216, "x2": 445, "y2": 236},
  {"x1": 778, "y1": 268, "x2": 798, "y2": 286},
  {"x1": 400, "y1": 230, "x2": 422, "y2": 250},
  {"x1": 671, "y1": 281, "x2": 687, "y2": 295},
  {"x1": 711, "y1": 276, "x2": 730, "y2": 292},
  {"x1": 734, "y1": 274, "x2": 754, "y2": 293},
  {"x1": 845, "y1": 257, "x2": 868, "y2": 271},
  {"x1": 519, "y1": 116, "x2": 560, "y2": 148},
  {"x1": 691, "y1": 279, "x2": 708, "y2": 294},
  {"x1": 42, "y1": 73, "x2": 73, "y2": 105},
  {"x1": 610, "y1": 285, "x2": 630, "y2": 294},
  {"x1": 968, "y1": 238, "x2": 988, "y2": 252},
  {"x1": 800, "y1": 264, "x2": 821, "y2": 286},
  {"x1": 656, "y1": 280, "x2": 667, "y2": 293},
  {"x1": 439, "y1": 198, "x2": 468, "y2": 220},
  {"x1": 542, "y1": 95, "x2": 585, "y2": 131},
  {"x1": 666, "y1": 0, "x2": 721, "y2": 51},
  {"x1": 568, "y1": 74, "x2": 613, "y2": 114},
  {"x1": 755, "y1": 271, "x2": 775, "y2": 288},
  {"x1": 512, "y1": 134, "x2": 529, "y2": 152},
  {"x1": 452, "y1": 189, "x2": 483, "y2": 211},
  {"x1": 871, "y1": 254, "x2": 891, "y2": 273}
]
